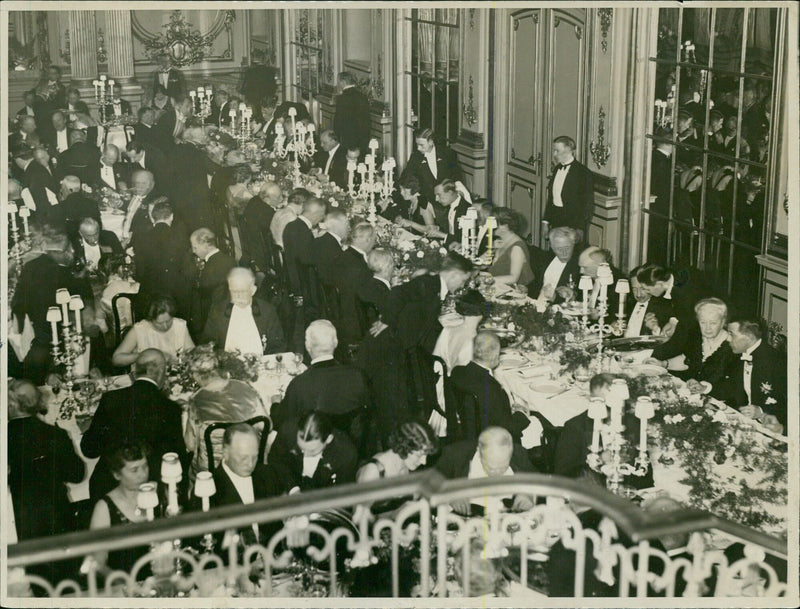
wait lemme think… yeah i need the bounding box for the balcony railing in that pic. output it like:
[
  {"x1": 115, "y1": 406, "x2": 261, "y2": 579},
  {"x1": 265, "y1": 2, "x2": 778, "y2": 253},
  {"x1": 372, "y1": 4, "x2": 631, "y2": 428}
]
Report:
[{"x1": 6, "y1": 471, "x2": 788, "y2": 598}]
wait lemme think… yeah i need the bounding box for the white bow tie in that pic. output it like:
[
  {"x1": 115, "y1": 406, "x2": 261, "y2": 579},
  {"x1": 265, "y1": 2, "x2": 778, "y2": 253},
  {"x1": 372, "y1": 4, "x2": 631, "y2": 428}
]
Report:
[{"x1": 741, "y1": 353, "x2": 753, "y2": 362}]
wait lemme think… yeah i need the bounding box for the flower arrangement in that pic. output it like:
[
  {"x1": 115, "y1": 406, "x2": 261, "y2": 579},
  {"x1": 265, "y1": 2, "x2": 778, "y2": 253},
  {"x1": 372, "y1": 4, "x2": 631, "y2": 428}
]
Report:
[
  {"x1": 86, "y1": 185, "x2": 130, "y2": 212},
  {"x1": 492, "y1": 303, "x2": 574, "y2": 344},
  {"x1": 206, "y1": 126, "x2": 238, "y2": 152},
  {"x1": 393, "y1": 237, "x2": 448, "y2": 278},
  {"x1": 166, "y1": 343, "x2": 261, "y2": 397},
  {"x1": 559, "y1": 344, "x2": 596, "y2": 374}
]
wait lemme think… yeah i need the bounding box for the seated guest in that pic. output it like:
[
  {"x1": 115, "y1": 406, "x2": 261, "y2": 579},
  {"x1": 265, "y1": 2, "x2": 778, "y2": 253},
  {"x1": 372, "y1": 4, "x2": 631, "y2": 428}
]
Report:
[
  {"x1": 112, "y1": 296, "x2": 194, "y2": 367},
  {"x1": 269, "y1": 412, "x2": 359, "y2": 492},
  {"x1": 208, "y1": 88, "x2": 233, "y2": 128},
  {"x1": 435, "y1": 427, "x2": 535, "y2": 514},
  {"x1": 313, "y1": 209, "x2": 350, "y2": 287},
  {"x1": 47, "y1": 110, "x2": 72, "y2": 153},
  {"x1": 72, "y1": 217, "x2": 123, "y2": 272},
  {"x1": 712, "y1": 319, "x2": 787, "y2": 433},
  {"x1": 271, "y1": 187, "x2": 311, "y2": 249},
  {"x1": 529, "y1": 226, "x2": 581, "y2": 301},
  {"x1": 8, "y1": 378, "x2": 84, "y2": 541},
  {"x1": 183, "y1": 350, "x2": 268, "y2": 479},
  {"x1": 335, "y1": 222, "x2": 377, "y2": 349},
  {"x1": 58, "y1": 128, "x2": 101, "y2": 186},
  {"x1": 17, "y1": 89, "x2": 37, "y2": 117},
  {"x1": 358, "y1": 421, "x2": 439, "y2": 482},
  {"x1": 433, "y1": 178, "x2": 471, "y2": 245},
  {"x1": 392, "y1": 174, "x2": 439, "y2": 236},
  {"x1": 210, "y1": 424, "x2": 285, "y2": 546},
  {"x1": 11, "y1": 115, "x2": 39, "y2": 152},
  {"x1": 489, "y1": 207, "x2": 534, "y2": 288},
  {"x1": 82, "y1": 349, "x2": 187, "y2": 502},
  {"x1": 88, "y1": 443, "x2": 154, "y2": 579},
  {"x1": 102, "y1": 96, "x2": 133, "y2": 120},
  {"x1": 650, "y1": 298, "x2": 735, "y2": 390},
  {"x1": 189, "y1": 228, "x2": 236, "y2": 336},
  {"x1": 450, "y1": 331, "x2": 531, "y2": 443},
  {"x1": 92, "y1": 144, "x2": 127, "y2": 192},
  {"x1": 433, "y1": 289, "x2": 487, "y2": 371},
  {"x1": 313, "y1": 129, "x2": 348, "y2": 189},
  {"x1": 274, "y1": 320, "x2": 370, "y2": 449},
  {"x1": 56, "y1": 175, "x2": 101, "y2": 236},
  {"x1": 623, "y1": 267, "x2": 674, "y2": 338},
  {"x1": 202, "y1": 267, "x2": 285, "y2": 355},
  {"x1": 576, "y1": 245, "x2": 620, "y2": 317},
  {"x1": 25, "y1": 147, "x2": 61, "y2": 217},
  {"x1": 240, "y1": 181, "x2": 283, "y2": 275},
  {"x1": 65, "y1": 87, "x2": 90, "y2": 119}
]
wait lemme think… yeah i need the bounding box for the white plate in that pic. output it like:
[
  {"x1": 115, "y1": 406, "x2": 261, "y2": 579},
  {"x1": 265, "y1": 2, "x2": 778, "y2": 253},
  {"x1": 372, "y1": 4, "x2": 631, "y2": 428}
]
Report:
[
  {"x1": 530, "y1": 383, "x2": 563, "y2": 394},
  {"x1": 499, "y1": 357, "x2": 526, "y2": 368},
  {"x1": 633, "y1": 364, "x2": 668, "y2": 377}
]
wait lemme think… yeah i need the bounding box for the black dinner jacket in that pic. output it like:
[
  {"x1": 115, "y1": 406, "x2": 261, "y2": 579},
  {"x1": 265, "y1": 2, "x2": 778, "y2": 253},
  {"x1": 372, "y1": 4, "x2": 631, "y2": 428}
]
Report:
[
  {"x1": 71, "y1": 230, "x2": 123, "y2": 269},
  {"x1": 333, "y1": 86, "x2": 372, "y2": 151},
  {"x1": 282, "y1": 216, "x2": 316, "y2": 297},
  {"x1": 442, "y1": 197, "x2": 472, "y2": 246},
  {"x1": 678, "y1": 329, "x2": 737, "y2": 388},
  {"x1": 357, "y1": 276, "x2": 392, "y2": 327},
  {"x1": 55, "y1": 191, "x2": 102, "y2": 237},
  {"x1": 151, "y1": 68, "x2": 186, "y2": 100},
  {"x1": 90, "y1": 160, "x2": 127, "y2": 192},
  {"x1": 24, "y1": 160, "x2": 61, "y2": 217},
  {"x1": 153, "y1": 107, "x2": 180, "y2": 152},
  {"x1": 133, "y1": 122, "x2": 158, "y2": 149},
  {"x1": 650, "y1": 269, "x2": 713, "y2": 361},
  {"x1": 124, "y1": 145, "x2": 168, "y2": 194},
  {"x1": 45, "y1": 126, "x2": 89, "y2": 155},
  {"x1": 133, "y1": 221, "x2": 193, "y2": 317},
  {"x1": 191, "y1": 250, "x2": 236, "y2": 335},
  {"x1": 334, "y1": 247, "x2": 373, "y2": 344},
  {"x1": 529, "y1": 249, "x2": 581, "y2": 300},
  {"x1": 200, "y1": 297, "x2": 285, "y2": 353},
  {"x1": 166, "y1": 142, "x2": 215, "y2": 232},
  {"x1": 312, "y1": 232, "x2": 345, "y2": 287},
  {"x1": 449, "y1": 361, "x2": 530, "y2": 443},
  {"x1": 81, "y1": 379, "x2": 187, "y2": 502},
  {"x1": 209, "y1": 99, "x2": 232, "y2": 128},
  {"x1": 312, "y1": 145, "x2": 348, "y2": 190},
  {"x1": 240, "y1": 196, "x2": 276, "y2": 274},
  {"x1": 387, "y1": 272, "x2": 444, "y2": 353},
  {"x1": 401, "y1": 143, "x2": 464, "y2": 205},
  {"x1": 623, "y1": 296, "x2": 674, "y2": 337},
  {"x1": 435, "y1": 440, "x2": 535, "y2": 480},
  {"x1": 543, "y1": 160, "x2": 595, "y2": 232},
  {"x1": 711, "y1": 341, "x2": 788, "y2": 427},
  {"x1": 58, "y1": 139, "x2": 102, "y2": 186}
]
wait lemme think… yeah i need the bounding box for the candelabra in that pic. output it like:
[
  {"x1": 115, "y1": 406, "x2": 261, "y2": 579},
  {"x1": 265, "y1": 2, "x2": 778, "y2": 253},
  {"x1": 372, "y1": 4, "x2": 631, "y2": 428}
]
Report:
[
  {"x1": 189, "y1": 86, "x2": 213, "y2": 121},
  {"x1": 458, "y1": 208, "x2": 480, "y2": 259},
  {"x1": 8, "y1": 203, "x2": 32, "y2": 276},
  {"x1": 49, "y1": 290, "x2": 89, "y2": 420},
  {"x1": 225, "y1": 102, "x2": 255, "y2": 150},
  {"x1": 586, "y1": 381, "x2": 653, "y2": 494},
  {"x1": 92, "y1": 75, "x2": 115, "y2": 125},
  {"x1": 194, "y1": 471, "x2": 217, "y2": 553},
  {"x1": 273, "y1": 107, "x2": 316, "y2": 186},
  {"x1": 580, "y1": 264, "x2": 615, "y2": 369},
  {"x1": 614, "y1": 279, "x2": 630, "y2": 335}
]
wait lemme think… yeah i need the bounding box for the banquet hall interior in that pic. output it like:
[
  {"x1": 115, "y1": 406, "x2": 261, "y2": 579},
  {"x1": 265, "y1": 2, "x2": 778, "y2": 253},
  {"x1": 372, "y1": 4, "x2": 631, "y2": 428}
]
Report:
[{"x1": 3, "y1": 3, "x2": 798, "y2": 602}]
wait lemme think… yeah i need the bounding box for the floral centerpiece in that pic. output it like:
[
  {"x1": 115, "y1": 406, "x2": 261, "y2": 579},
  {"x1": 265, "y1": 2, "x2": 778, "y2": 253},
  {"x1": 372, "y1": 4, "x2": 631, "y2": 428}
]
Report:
[
  {"x1": 486, "y1": 302, "x2": 575, "y2": 347},
  {"x1": 84, "y1": 184, "x2": 130, "y2": 213},
  {"x1": 166, "y1": 343, "x2": 261, "y2": 398},
  {"x1": 391, "y1": 236, "x2": 448, "y2": 280}
]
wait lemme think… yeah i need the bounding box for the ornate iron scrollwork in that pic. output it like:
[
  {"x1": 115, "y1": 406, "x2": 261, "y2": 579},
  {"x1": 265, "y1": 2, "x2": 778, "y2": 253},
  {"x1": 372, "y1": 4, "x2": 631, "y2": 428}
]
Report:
[
  {"x1": 598, "y1": 8, "x2": 613, "y2": 53},
  {"x1": 590, "y1": 106, "x2": 611, "y2": 168},
  {"x1": 462, "y1": 76, "x2": 477, "y2": 127},
  {"x1": 138, "y1": 10, "x2": 235, "y2": 67}
]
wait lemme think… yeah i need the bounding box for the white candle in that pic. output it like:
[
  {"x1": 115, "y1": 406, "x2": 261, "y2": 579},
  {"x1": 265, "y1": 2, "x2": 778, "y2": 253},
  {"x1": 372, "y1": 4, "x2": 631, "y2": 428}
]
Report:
[
  {"x1": 55, "y1": 289, "x2": 71, "y2": 326},
  {"x1": 8, "y1": 202, "x2": 18, "y2": 233},
  {"x1": 47, "y1": 307, "x2": 62, "y2": 345},
  {"x1": 100, "y1": 75, "x2": 106, "y2": 81},
  {"x1": 347, "y1": 160, "x2": 356, "y2": 194},
  {"x1": 459, "y1": 216, "x2": 472, "y2": 252},
  {"x1": 588, "y1": 398, "x2": 607, "y2": 453},
  {"x1": 18, "y1": 206, "x2": 30, "y2": 236},
  {"x1": 578, "y1": 275, "x2": 593, "y2": 313},
  {"x1": 634, "y1": 397, "x2": 655, "y2": 455},
  {"x1": 189, "y1": 90, "x2": 196, "y2": 98},
  {"x1": 485, "y1": 216, "x2": 497, "y2": 259},
  {"x1": 69, "y1": 296, "x2": 84, "y2": 333}
]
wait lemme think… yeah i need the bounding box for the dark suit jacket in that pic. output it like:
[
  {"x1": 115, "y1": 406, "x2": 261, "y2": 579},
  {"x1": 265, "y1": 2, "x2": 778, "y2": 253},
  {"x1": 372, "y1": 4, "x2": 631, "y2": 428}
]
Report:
[
  {"x1": 357, "y1": 276, "x2": 392, "y2": 327},
  {"x1": 102, "y1": 99, "x2": 133, "y2": 119},
  {"x1": 544, "y1": 160, "x2": 595, "y2": 232},
  {"x1": 676, "y1": 330, "x2": 737, "y2": 388},
  {"x1": 81, "y1": 379, "x2": 187, "y2": 501},
  {"x1": 387, "y1": 272, "x2": 443, "y2": 353},
  {"x1": 124, "y1": 146, "x2": 168, "y2": 194},
  {"x1": 651, "y1": 269, "x2": 713, "y2": 361},
  {"x1": 312, "y1": 145, "x2": 349, "y2": 190},
  {"x1": 45, "y1": 126, "x2": 87, "y2": 154},
  {"x1": 623, "y1": 296, "x2": 674, "y2": 337},
  {"x1": 133, "y1": 122, "x2": 158, "y2": 149},
  {"x1": 312, "y1": 232, "x2": 345, "y2": 287},
  {"x1": 55, "y1": 191, "x2": 102, "y2": 236},
  {"x1": 240, "y1": 196, "x2": 276, "y2": 273},
  {"x1": 191, "y1": 250, "x2": 236, "y2": 335},
  {"x1": 8, "y1": 416, "x2": 84, "y2": 540},
  {"x1": 333, "y1": 248, "x2": 373, "y2": 344},
  {"x1": 712, "y1": 341, "x2": 787, "y2": 427},
  {"x1": 435, "y1": 439, "x2": 535, "y2": 480},
  {"x1": 282, "y1": 217, "x2": 317, "y2": 298},
  {"x1": 201, "y1": 297, "x2": 285, "y2": 353},
  {"x1": 268, "y1": 418, "x2": 358, "y2": 491},
  {"x1": 152, "y1": 68, "x2": 186, "y2": 100},
  {"x1": 528, "y1": 249, "x2": 581, "y2": 300},
  {"x1": 71, "y1": 230, "x2": 123, "y2": 269},
  {"x1": 90, "y1": 160, "x2": 127, "y2": 192},
  {"x1": 167, "y1": 142, "x2": 215, "y2": 232},
  {"x1": 441, "y1": 197, "x2": 472, "y2": 246},
  {"x1": 58, "y1": 140, "x2": 101, "y2": 185},
  {"x1": 154, "y1": 107, "x2": 180, "y2": 152},
  {"x1": 209, "y1": 100, "x2": 233, "y2": 128},
  {"x1": 401, "y1": 143, "x2": 464, "y2": 204},
  {"x1": 24, "y1": 161, "x2": 61, "y2": 217},
  {"x1": 450, "y1": 362, "x2": 530, "y2": 443},
  {"x1": 333, "y1": 86, "x2": 372, "y2": 151},
  {"x1": 133, "y1": 222, "x2": 194, "y2": 317}
]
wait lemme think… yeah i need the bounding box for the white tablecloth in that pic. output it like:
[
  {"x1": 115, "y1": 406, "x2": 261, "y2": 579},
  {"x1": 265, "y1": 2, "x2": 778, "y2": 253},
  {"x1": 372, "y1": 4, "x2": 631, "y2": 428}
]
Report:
[{"x1": 100, "y1": 210, "x2": 126, "y2": 241}]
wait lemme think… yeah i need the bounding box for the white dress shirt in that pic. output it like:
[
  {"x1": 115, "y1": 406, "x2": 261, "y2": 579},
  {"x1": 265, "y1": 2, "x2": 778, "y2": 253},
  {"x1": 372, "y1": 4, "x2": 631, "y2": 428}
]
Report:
[
  {"x1": 224, "y1": 305, "x2": 263, "y2": 355},
  {"x1": 541, "y1": 257, "x2": 568, "y2": 297},
  {"x1": 552, "y1": 161, "x2": 573, "y2": 208},
  {"x1": 310, "y1": 354, "x2": 335, "y2": 366},
  {"x1": 302, "y1": 455, "x2": 323, "y2": 478},
  {"x1": 221, "y1": 462, "x2": 259, "y2": 537},
  {"x1": 447, "y1": 196, "x2": 463, "y2": 234},
  {"x1": 425, "y1": 147, "x2": 438, "y2": 179},
  {"x1": 439, "y1": 275, "x2": 449, "y2": 301},
  {"x1": 624, "y1": 301, "x2": 649, "y2": 337},
  {"x1": 55, "y1": 129, "x2": 69, "y2": 152},
  {"x1": 741, "y1": 339, "x2": 761, "y2": 404},
  {"x1": 138, "y1": 150, "x2": 147, "y2": 169},
  {"x1": 122, "y1": 194, "x2": 144, "y2": 237},
  {"x1": 159, "y1": 71, "x2": 170, "y2": 90},
  {"x1": 100, "y1": 163, "x2": 116, "y2": 190},
  {"x1": 467, "y1": 451, "x2": 514, "y2": 479},
  {"x1": 324, "y1": 144, "x2": 340, "y2": 175},
  {"x1": 81, "y1": 239, "x2": 102, "y2": 268}
]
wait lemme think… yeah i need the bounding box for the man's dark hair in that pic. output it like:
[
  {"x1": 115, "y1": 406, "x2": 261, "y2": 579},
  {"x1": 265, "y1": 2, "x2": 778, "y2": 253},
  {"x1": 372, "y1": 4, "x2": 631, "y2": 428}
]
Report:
[
  {"x1": 635, "y1": 264, "x2": 673, "y2": 287},
  {"x1": 288, "y1": 187, "x2": 312, "y2": 207},
  {"x1": 338, "y1": 71, "x2": 357, "y2": 87},
  {"x1": 107, "y1": 442, "x2": 150, "y2": 474},
  {"x1": 435, "y1": 178, "x2": 457, "y2": 194},
  {"x1": 553, "y1": 135, "x2": 576, "y2": 151},
  {"x1": 413, "y1": 127, "x2": 435, "y2": 142},
  {"x1": 440, "y1": 251, "x2": 474, "y2": 274},
  {"x1": 729, "y1": 318, "x2": 763, "y2": 341},
  {"x1": 222, "y1": 422, "x2": 259, "y2": 446}
]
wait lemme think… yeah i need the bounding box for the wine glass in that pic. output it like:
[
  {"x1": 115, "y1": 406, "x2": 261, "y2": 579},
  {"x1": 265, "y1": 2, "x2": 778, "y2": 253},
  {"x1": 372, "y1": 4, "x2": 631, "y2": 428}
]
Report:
[{"x1": 275, "y1": 353, "x2": 283, "y2": 373}]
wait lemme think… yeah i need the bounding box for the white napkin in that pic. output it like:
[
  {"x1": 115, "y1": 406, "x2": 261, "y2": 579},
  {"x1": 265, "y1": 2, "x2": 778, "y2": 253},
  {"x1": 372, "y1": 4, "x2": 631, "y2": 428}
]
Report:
[{"x1": 520, "y1": 417, "x2": 543, "y2": 449}]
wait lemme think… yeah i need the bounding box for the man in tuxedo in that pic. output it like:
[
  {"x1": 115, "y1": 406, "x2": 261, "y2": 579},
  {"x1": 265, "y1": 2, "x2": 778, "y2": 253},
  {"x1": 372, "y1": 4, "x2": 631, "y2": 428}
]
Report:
[
  {"x1": 623, "y1": 269, "x2": 674, "y2": 338},
  {"x1": 333, "y1": 71, "x2": 371, "y2": 153},
  {"x1": 16, "y1": 89, "x2": 37, "y2": 118},
  {"x1": 529, "y1": 226, "x2": 581, "y2": 301},
  {"x1": 283, "y1": 196, "x2": 327, "y2": 322},
  {"x1": 54, "y1": 175, "x2": 100, "y2": 237},
  {"x1": 81, "y1": 349, "x2": 187, "y2": 502},
  {"x1": 92, "y1": 144, "x2": 127, "y2": 192},
  {"x1": 576, "y1": 246, "x2": 620, "y2": 317},
  {"x1": 712, "y1": 319, "x2": 787, "y2": 433},
  {"x1": 239, "y1": 55, "x2": 278, "y2": 122},
  {"x1": 387, "y1": 252, "x2": 474, "y2": 354},
  {"x1": 124, "y1": 139, "x2": 167, "y2": 195},
  {"x1": 435, "y1": 427, "x2": 535, "y2": 514},
  {"x1": 544, "y1": 135, "x2": 595, "y2": 236},
  {"x1": 433, "y1": 179, "x2": 471, "y2": 246},
  {"x1": 167, "y1": 126, "x2": 216, "y2": 232},
  {"x1": 48, "y1": 110, "x2": 73, "y2": 154},
  {"x1": 273, "y1": 320, "x2": 370, "y2": 450},
  {"x1": 71, "y1": 217, "x2": 123, "y2": 272},
  {"x1": 102, "y1": 97, "x2": 133, "y2": 120},
  {"x1": 124, "y1": 169, "x2": 163, "y2": 244},
  {"x1": 675, "y1": 109, "x2": 702, "y2": 167},
  {"x1": 208, "y1": 88, "x2": 233, "y2": 128},
  {"x1": 10, "y1": 115, "x2": 39, "y2": 152},
  {"x1": 450, "y1": 332, "x2": 531, "y2": 443},
  {"x1": 313, "y1": 130, "x2": 348, "y2": 189},
  {"x1": 189, "y1": 228, "x2": 236, "y2": 337},
  {"x1": 151, "y1": 55, "x2": 186, "y2": 101},
  {"x1": 154, "y1": 97, "x2": 193, "y2": 153},
  {"x1": 401, "y1": 127, "x2": 464, "y2": 205},
  {"x1": 240, "y1": 181, "x2": 283, "y2": 275},
  {"x1": 34, "y1": 65, "x2": 67, "y2": 141},
  {"x1": 334, "y1": 222, "x2": 377, "y2": 350},
  {"x1": 133, "y1": 201, "x2": 193, "y2": 319},
  {"x1": 65, "y1": 87, "x2": 90, "y2": 119},
  {"x1": 313, "y1": 209, "x2": 350, "y2": 288},
  {"x1": 271, "y1": 188, "x2": 311, "y2": 249},
  {"x1": 647, "y1": 135, "x2": 675, "y2": 266},
  {"x1": 202, "y1": 267, "x2": 285, "y2": 355},
  {"x1": 11, "y1": 233, "x2": 95, "y2": 385},
  {"x1": 133, "y1": 106, "x2": 158, "y2": 148},
  {"x1": 58, "y1": 128, "x2": 101, "y2": 186},
  {"x1": 24, "y1": 146, "x2": 61, "y2": 218}
]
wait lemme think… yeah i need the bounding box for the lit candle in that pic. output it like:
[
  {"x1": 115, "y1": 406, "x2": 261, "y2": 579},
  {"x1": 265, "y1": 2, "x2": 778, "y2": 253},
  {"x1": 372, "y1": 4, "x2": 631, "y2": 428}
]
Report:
[
  {"x1": 55, "y1": 289, "x2": 71, "y2": 326},
  {"x1": 634, "y1": 397, "x2": 655, "y2": 456},
  {"x1": 615, "y1": 278, "x2": 629, "y2": 320},
  {"x1": 608, "y1": 379, "x2": 629, "y2": 431},
  {"x1": 347, "y1": 159, "x2": 356, "y2": 195},
  {"x1": 47, "y1": 306, "x2": 62, "y2": 345},
  {"x1": 485, "y1": 216, "x2": 497, "y2": 260},
  {"x1": 18, "y1": 206, "x2": 30, "y2": 236},
  {"x1": 69, "y1": 295, "x2": 84, "y2": 334},
  {"x1": 136, "y1": 482, "x2": 159, "y2": 521},
  {"x1": 8, "y1": 202, "x2": 18, "y2": 233},
  {"x1": 194, "y1": 471, "x2": 216, "y2": 513},
  {"x1": 459, "y1": 215, "x2": 472, "y2": 253},
  {"x1": 108, "y1": 80, "x2": 115, "y2": 99},
  {"x1": 579, "y1": 275, "x2": 593, "y2": 314},
  {"x1": 588, "y1": 397, "x2": 607, "y2": 453},
  {"x1": 160, "y1": 452, "x2": 182, "y2": 516}
]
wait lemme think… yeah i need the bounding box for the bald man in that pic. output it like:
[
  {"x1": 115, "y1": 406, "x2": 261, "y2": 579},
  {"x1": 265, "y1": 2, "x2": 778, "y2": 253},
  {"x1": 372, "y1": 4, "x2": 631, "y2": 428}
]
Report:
[
  {"x1": 93, "y1": 144, "x2": 126, "y2": 191},
  {"x1": 575, "y1": 245, "x2": 621, "y2": 317},
  {"x1": 240, "y1": 181, "x2": 283, "y2": 274},
  {"x1": 435, "y1": 427, "x2": 536, "y2": 514},
  {"x1": 201, "y1": 267, "x2": 285, "y2": 354},
  {"x1": 71, "y1": 216, "x2": 123, "y2": 271},
  {"x1": 81, "y1": 348, "x2": 187, "y2": 501},
  {"x1": 56, "y1": 175, "x2": 101, "y2": 236}
]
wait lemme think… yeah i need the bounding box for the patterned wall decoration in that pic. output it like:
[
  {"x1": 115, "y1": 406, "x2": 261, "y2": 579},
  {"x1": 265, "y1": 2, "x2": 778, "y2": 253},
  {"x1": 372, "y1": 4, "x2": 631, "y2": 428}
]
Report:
[{"x1": 131, "y1": 10, "x2": 235, "y2": 66}]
